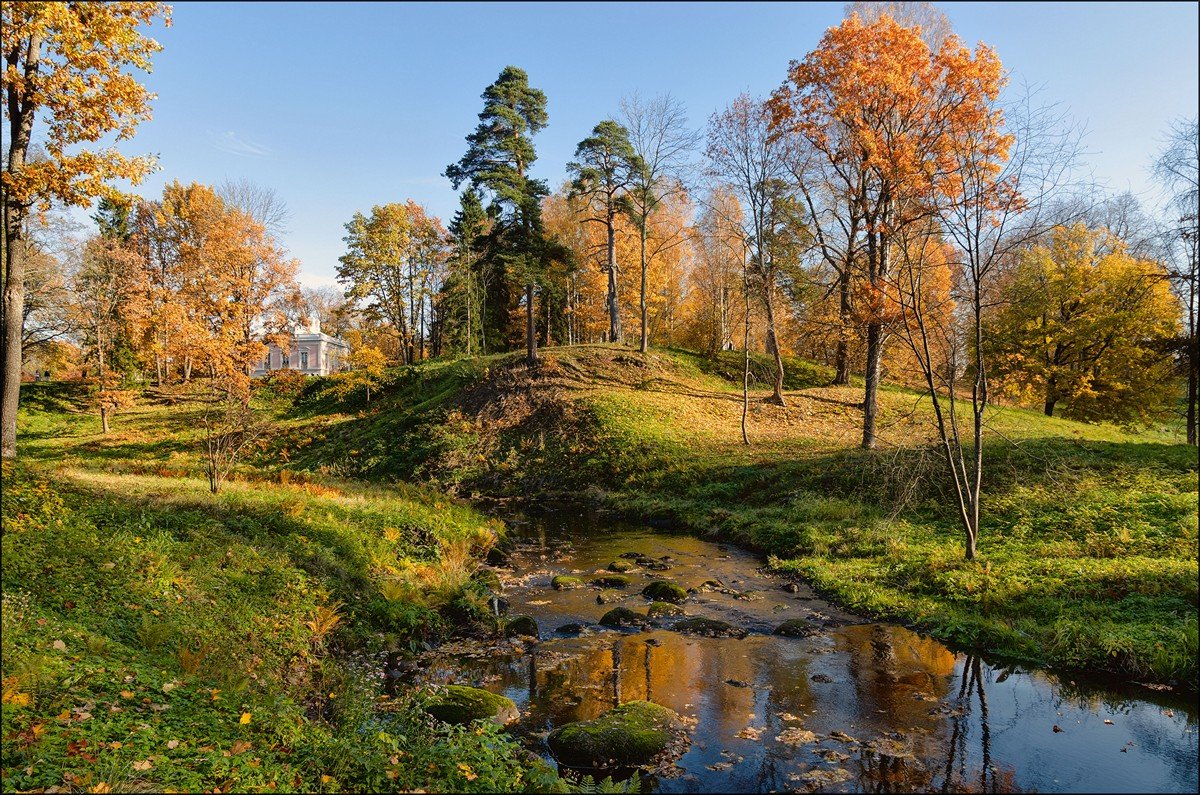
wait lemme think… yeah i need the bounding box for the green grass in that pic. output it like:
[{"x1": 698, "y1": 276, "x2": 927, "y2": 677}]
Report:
[
  {"x1": 280, "y1": 345, "x2": 1198, "y2": 686},
  {"x1": 3, "y1": 383, "x2": 563, "y2": 793}
]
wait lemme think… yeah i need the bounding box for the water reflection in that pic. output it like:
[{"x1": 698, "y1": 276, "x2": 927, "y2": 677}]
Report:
[{"x1": 414, "y1": 518, "x2": 1198, "y2": 793}]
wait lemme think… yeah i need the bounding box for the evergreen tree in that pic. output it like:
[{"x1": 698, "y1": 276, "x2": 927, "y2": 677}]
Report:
[
  {"x1": 567, "y1": 120, "x2": 641, "y2": 344},
  {"x1": 445, "y1": 66, "x2": 550, "y2": 364}
]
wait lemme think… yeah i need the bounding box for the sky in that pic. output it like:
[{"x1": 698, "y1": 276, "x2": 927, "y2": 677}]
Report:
[{"x1": 66, "y1": 1, "x2": 1200, "y2": 289}]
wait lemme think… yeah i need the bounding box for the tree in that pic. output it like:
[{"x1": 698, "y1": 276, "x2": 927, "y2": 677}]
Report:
[
  {"x1": 445, "y1": 189, "x2": 491, "y2": 355},
  {"x1": 892, "y1": 83, "x2": 1084, "y2": 560},
  {"x1": 620, "y1": 93, "x2": 701, "y2": 352},
  {"x1": 1154, "y1": 118, "x2": 1199, "y2": 445},
  {"x1": 707, "y1": 94, "x2": 795, "y2": 405},
  {"x1": 771, "y1": 12, "x2": 1007, "y2": 448},
  {"x1": 445, "y1": 66, "x2": 550, "y2": 365},
  {"x1": 341, "y1": 345, "x2": 387, "y2": 403},
  {"x1": 338, "y1": 202, "x2": 449, "y2": 365},
  {"x1": 2, "y1": 1, "x2": 170, "y2": 459},
  {"x1": 72, "y1": 234, "x2": 144, "y2": 431},
  {"x1": 568, "y1": 120, "x2": 640, "y2": 345},
  {"x1": 988, "y1": 224, "x2": 1181, "y2": 423}
]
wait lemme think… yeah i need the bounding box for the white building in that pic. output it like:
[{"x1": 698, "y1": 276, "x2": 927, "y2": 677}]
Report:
[{"x1": 252, "y1": 317, "x2": 350, "y2": 378}]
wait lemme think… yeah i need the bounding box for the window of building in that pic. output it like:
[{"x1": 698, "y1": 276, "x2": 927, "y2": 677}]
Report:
[
  {"x1": 282, "y1": 353, "x2": 290, "y2": 369},
  {"x1": 300, "y1": 350, "x2": 309, "y2": 369},
  {"x1": 263, "y1": 353, "x2": 271, "y2": 371}
]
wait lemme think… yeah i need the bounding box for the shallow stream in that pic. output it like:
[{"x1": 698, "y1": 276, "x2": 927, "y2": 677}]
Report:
[{"x1": 414, "y1": 510, "x2": 1198, "y2": 792}]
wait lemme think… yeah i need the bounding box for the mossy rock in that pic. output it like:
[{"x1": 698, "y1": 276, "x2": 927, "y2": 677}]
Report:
[
  {"x1": 596, "y1": 589, "x2": 626, "y2": 604},
  {"x1": 424, "y1": 685, "x2": 519, "y2": 726},
  {"x1": 773, "y1": 618, "x2": 819, "y2": 638},
  {"x1": 556, "y1": 623, "x2": 586, "y2": 635},
  {"x1": 619, "y1": 551, "x2": 643, "y2": 559},
  {"x1": 608, "y1": 560, "x2": 637, "y2": 573},
  {"x1": 672, "y1": 617, "x2": 746, "y2": 639},
  {"x1": 599, "y1": 606, "x2": 647, "y2": 627},
  {"x1": 547, "y1": 700, "x2": 685, "y2": 768},
  {"x1": 647, "y1": 601, "x2": 684, "y2": 618},
  {"x1": 551, "y1": 575, "x2": 584, "y2": 590},
  {"x1": 591, "y1": 574, "x2": 632, "y2": 588},
  {"x1": 642, "y1": 581, "x2": 688, "y2": 604},
  {"x1": 504, "y1": 615, "x2": 539, "y2": 638}
]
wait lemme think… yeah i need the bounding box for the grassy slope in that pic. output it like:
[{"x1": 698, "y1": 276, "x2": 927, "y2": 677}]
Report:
[
  {"x1": 2, "y1": 385, "x2": 559, "y2": 794},
  {"x1": 284, "y1": 345, "x2": 1198, "y2": 686}
]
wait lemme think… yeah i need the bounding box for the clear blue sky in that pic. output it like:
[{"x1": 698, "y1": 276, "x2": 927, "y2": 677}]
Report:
[{"x1": 85, "y1": 1, "x2": 1200, "y2": 288}]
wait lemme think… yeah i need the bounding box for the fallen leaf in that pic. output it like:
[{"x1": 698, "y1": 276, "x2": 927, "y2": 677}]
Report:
[
  {"x1": 132, "y1": 760, "x2": 152, "y2": 771},
  {"x1": 1052, "y1": 725, "x2": 1064, "y2": 733},
  {"x1": 776, "y1": 727, "x2": 819, "y2": 745},
  {"x1": 736, "y1": 726, "x2": 764, "y2": 740},
  {"x1": 52, "y1": 640, "x2": 67, "y2": 651},
  {"x1": 167, "y1": 740, "x2": 180, "y2": 749},
  {"x1": 239, "y1": 712, "x2": 252, "y2": 725},
  {"x1": 230, "y1": 740, "x2": 251, "y2": 754}
]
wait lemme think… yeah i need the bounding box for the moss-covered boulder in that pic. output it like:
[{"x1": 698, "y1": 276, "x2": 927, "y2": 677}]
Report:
[
  {"x1": 424, "y1": 685, "x2": 519, "y2": 726},
  {"x1": 647, "y1": 601, "x2": 684, "y2": 618},
  {"x1": 672, "y1": 617, "x2": 746, "y2": 639},
  {"x1": 642, "y1": 581, "x2": 688, "y2": 604},
  {"x1": 547, "y1": 700, "x2": 685, "y2": 768},
  {"x1": 551, "y1": 575, "x2": 584, "y2": 590},
  {"x1": 773, "y1": 618, "x2": 818, "y2": 638},
  {"x1": 591, "y1": 574, "x2": 632, "y2": 588},
  {"x1": 599, "y1": 606, "x2": 647, "y2": 627},
  {"x1": 504, "y1": 615, "x2": 539, "y2": 638},
  {"x1": 608, "y1": 560, "x2": 637, "y2": 573}
]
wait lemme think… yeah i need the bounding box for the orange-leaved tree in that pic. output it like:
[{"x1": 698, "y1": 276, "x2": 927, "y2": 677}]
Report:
[
  {"x1": 2, "y1": 1, "x2": 170, "y2": 458},
  {"x1": 769, "y1": 12, "x2": 1006, "y2": 449}
]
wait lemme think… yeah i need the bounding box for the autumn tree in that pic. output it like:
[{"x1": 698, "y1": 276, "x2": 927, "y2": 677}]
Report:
[
  {"x1": 2, "y1": 1, "x2": 170, "y2": 458},
  {"x1": 707, "y1": 94, "x2": 796, "y2": 405},
  {"x1": 620, "y1": 92, "x2": 701, "y2": 352},
  {"x1": 337, "y1": 201, "x2": 448, "y2": 364},
  {"x1": 1154, "y1": 117, "x2": 1199, "y2": 445},
  {"x1": 680, "y1": 188, "x2": 745, "y2": 355},
  {"x1": 987, "y1": 224, "x2": 1180, "y2": 423},
  {"x1": 72, "y1": 234, "x2": 144, "y2": 431},
  {"x1": 445, "y1": 66, "x2": 550, "y2": 365},
  {"x1": 567, "y1": 120, "x2": 640, "y2": 345},
  {"x1": 771, "y1": 12, "x2": 1007, "y2": 448}
]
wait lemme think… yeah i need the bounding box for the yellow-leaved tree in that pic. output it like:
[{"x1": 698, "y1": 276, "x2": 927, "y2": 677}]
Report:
[{"x1": 2, "y1": 1, "x2": 171, "y2": 458}]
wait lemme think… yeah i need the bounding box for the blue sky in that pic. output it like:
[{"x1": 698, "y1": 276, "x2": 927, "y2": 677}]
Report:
[{"x1": 81, "y1": 1, "x2": 1200, "y2": 287}]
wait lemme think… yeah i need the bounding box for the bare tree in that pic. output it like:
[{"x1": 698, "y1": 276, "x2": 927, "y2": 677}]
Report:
[
  {"x1": 844, "y1": 1, "x2": 952, "y2": 49},
  {"x1": 1153, "y1": 117, "x2": 1199, "y2": 445},
  {"x1": 893, "y1": 87, "x2": 1086, "y2": 559},
  {"x1": 706, "y1": 94, "x2": 794, "y2": 405},
  {"x1": 217, "y1": 178, "x2": 292, "y2": 240},
  {"x1": 621, "y1": 92, "x2": 702, "y2": 352},
  {"x1": 201, "y1": 384, "x2": 269, "y2": 494}
]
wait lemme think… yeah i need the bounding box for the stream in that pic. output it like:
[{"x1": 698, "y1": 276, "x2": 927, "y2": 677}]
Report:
[{"x1": 413, "y1": 509, "x2": 1198, "y2": 793}]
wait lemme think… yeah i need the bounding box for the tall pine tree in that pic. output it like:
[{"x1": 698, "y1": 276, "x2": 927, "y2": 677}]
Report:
[{"x1": 445, "y1": 66, "x2": 549, "y2": 364}]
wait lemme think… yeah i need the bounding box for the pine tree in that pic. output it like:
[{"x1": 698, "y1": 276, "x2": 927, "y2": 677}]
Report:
[{"x1": 445, "y1": 66, "x2": 550, "y2": 364}]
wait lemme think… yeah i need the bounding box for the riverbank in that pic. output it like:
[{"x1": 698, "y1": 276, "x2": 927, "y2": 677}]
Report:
[
  {"x1": 2, "y1": 386, "x2": 561, "y2": 793},
  {"x1": 283, "y1": 345, "x2": 1199, "y2": 688}
]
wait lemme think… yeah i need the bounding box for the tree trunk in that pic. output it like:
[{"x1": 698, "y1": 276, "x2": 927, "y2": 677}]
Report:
[
  {"x1": 525, "y1": 283, "x2": 537, "y2": 365},
  {"x1": 742, "y1": 256, "x2": 751, "y2": 446},
  {"x1": 862, "y1": 321, "x2": 882, "y2": 449},
  {"x1": 834, "y1": 271, "x2": 852, "y2": 386},
  {"x1": 639, "y1": 222, "x2": 649, "y2": 353},
  {"x1": 763, "y1": 281, "x2": 785, "y2": 406},
  {"x1": 101, "y1": 405, "x2": 110, "y2": 434},
  {"x1": 1187, "y1": 294, "x2": 1197, "y2": 445},
  {"x1": 607, "y1": 215, "x2": 621, "y2": 345},
  {"x1": 1, "y1": 211, "x2": 27, "y2": 459}
]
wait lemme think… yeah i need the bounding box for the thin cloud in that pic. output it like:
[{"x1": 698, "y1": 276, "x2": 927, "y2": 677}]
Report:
[{"x1": 208, "y1": 130, "x2": 272, "y2": 158}]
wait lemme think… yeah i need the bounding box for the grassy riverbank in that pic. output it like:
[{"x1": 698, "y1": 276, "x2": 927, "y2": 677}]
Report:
[
  {"x1": 2, "y1": 386, "x2": 559, "y2": 793},
  {"x1": 282, "y1": 345, "x2": 1198, "y2": 687}
]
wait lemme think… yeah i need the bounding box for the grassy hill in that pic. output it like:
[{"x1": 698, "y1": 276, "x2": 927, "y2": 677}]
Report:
[
  {"x1": 280, "y1": 344, "x2": 1198, "y2": 686},
  {"x1": 4, "y1": 385, "x2": 559, "y2": 793}
]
